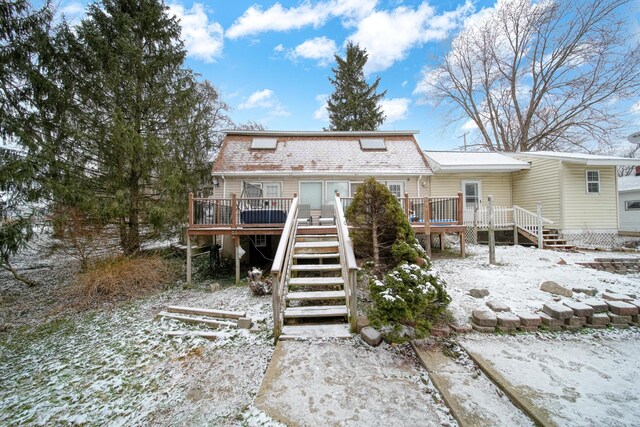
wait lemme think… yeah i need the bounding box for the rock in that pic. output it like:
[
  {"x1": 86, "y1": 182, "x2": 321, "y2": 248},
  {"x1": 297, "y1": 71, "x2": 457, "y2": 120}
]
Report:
[
  {"x1": 607, "y1": 313, "x2": 632, "y2": 324},
  {"x1": 565, "y1": 316, "x2": 586, "y2": 326},
  {"x1": 602, "y1": 292, "x2": 633, "y2": 302},
  {"x1": 357, "y1": 315, "x2": 370, "y2": 333},
  {"x1": 540, "y1": 281, "x2": 573, "y2": 297},
  {"x1": 361, "y1": 326, "x2": 382, "y2": 346},
  {"x1": 449, "y1": 324, "x2": 472, "y2": 334},
  {"x1": 543, "y1": 303, "x2": 574, "y2": 320},
  {"x1": 469, "y1": 288, "x2": 490, "y2": 298},
  {"x1": 486, "y1": 300, "x2": 510, "y2": 312},
  {"x1": 606, "y1": 301, "x2": 639, "y2": 316},
  {"x1": 562, "y1": 301, "x2": 594, "y2": 317},
  {"x1": 557, "y1": 258, "x2": 567, "y2": 265},
  {"x1": 572, "y1": 287, "x2": 597, "y2": 296},
  {"x1": 431, "y1": 325, "x2": 451, "y2": 338},
  {"x1": 583, "y1": 299, "x2": 609, "y2": 313},
  {"x1": 496, "y1": 312, "x2": 521, "y2": 328},
  {"x1": 585, "y1": 324, "x2": 607, "y2": 329},
  {"x1": 472, "y1": 309, "x2": 497, "y2": 327},
  {"x1": 539, "y1": 312, "x2": 565, "y2": 327},
  {"x1": 472, "y1": 324, "x2": 496, "y2": 333},
  {"x1": 563, "y1": 324, "x2": 582, "y2": 331},
  {"x1": 610, "y1": 323, "x2": 630, "y2": 329},
  {"x1": 606, "y1": 289, "x2": 636, "y2": 299},
  {"x1": 587, "y1": 313, "x2": 610, "y2": 326},
  {"x1": 518, "y1": 325, "x2": 540, "y2": 332},
  {"x1": 237, "y1": 317, "x2": 252, "y2": 329},
  {"x1": 516, "y1": 312, "x2": 542, "y2": 327}
]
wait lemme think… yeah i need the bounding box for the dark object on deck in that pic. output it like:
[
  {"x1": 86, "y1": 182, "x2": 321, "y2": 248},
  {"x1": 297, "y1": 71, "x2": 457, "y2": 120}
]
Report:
[{"x1": 240, "y1": 209, "x2": 287, "y2": 224}]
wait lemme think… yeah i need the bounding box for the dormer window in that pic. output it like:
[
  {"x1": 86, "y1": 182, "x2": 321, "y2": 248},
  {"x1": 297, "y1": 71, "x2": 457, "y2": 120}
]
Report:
[
  {"x1": 251, "y1": 137, "x2": 277, "y2": 150},
  {"x1": 359, "y1": 138, "x2": 386, "y2": 150}
]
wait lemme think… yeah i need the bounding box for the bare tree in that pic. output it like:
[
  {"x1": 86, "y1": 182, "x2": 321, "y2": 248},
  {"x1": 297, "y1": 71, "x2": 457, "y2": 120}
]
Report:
[{"x1": 424, "y1": 0, "x2": 640, "y2": 152}]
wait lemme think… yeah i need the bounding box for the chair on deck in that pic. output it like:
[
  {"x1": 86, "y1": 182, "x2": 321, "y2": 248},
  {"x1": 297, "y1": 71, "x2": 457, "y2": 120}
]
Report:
[
  {"x1": 318, "y1": 204, "x2": 335, "y2": 226},
  {"x1": 297, "y1": 204, "x2": 312, "y2": 226}
]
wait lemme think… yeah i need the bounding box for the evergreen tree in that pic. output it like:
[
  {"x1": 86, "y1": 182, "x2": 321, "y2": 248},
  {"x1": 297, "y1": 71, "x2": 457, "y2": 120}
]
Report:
[{"x1": 326, "y1": 42, "x2": 386, "y2": 131}]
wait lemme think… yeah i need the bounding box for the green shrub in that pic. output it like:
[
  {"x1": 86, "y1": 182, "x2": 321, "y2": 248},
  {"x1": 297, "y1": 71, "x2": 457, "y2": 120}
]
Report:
[{"x1": 368, "y1": 260, "x2": 450, "y2": 342}]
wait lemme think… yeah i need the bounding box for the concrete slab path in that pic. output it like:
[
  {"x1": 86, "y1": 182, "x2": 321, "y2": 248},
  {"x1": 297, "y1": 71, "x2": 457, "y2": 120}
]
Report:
[
  {"x1": 412, "y1": 340, "x2": 535, "y2": 427},
  {"x1": 255, "y1": 339, "x2": 450, "y2": 426}
]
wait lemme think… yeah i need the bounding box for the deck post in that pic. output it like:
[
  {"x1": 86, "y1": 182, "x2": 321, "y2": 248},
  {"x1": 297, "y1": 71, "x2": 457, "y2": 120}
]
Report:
[
  {"x1": 188, "y1": 192, "x2": 194, "y2": 226},
  {"x1": 231, "y1": 193, "x2": 237, "y2": 229},
  {"x1": 457, "y1": 191, "x2": 463, "y2": 225},
  {"x1": 424, "y1": 197, "x2": 431, "y2": 257},
  {"x1": 186, "y1": 232, "x2": 192, "y2": 286},
  {"x1": 488, "y1": 195, "x2": 496, "y2": 265},
  {"x1": 404, "y1": 193, "x2": 410, "y2": 220},
  {"x1": 234, "y1": 235, "x2": 240, "y2": 284},
  {"x1": 536, "y1": 202, "x2": 544, "y2": 249}
]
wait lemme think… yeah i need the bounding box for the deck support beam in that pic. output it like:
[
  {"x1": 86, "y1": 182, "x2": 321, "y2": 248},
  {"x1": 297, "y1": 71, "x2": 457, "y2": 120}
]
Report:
[
  {"x1": 234, "y1": 236, "x2": 240, "y2": 284},
  {"x1": 187, "y1": 234, "x2": 192, "y2": 286}
]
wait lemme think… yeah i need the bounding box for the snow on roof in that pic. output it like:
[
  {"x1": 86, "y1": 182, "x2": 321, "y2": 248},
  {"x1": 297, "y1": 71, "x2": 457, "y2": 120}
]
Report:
[
  {"x1": 512, "y1": 151, "x2": 639, "y2": 166},
  {"x1": 424, "y1": 151, "x2": 530, "y2": 173},
  {"x1": 618, "y1": 175, "x2": 640, "y2": 192},
  {"x1": 212, "y1": 132, "x2": 432, "y2": 176}
]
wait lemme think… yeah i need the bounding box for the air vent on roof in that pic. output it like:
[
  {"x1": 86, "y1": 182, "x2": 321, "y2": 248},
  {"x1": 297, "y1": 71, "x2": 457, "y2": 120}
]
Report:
[
  {"x1": 360, "y1": 138, "x2": 386, "y2": 150},
  {"x1": 251, "y1": 137, "x2": 277, "y2": 149}
]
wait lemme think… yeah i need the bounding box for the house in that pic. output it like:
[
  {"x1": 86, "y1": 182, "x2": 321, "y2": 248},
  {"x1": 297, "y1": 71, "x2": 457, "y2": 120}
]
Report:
[
  {"x1": 618, "y1": 167, "x2": 640, "y2": 234},
  {"x1": 425, "y1": 150, "x2": 639, "y2": 247}
]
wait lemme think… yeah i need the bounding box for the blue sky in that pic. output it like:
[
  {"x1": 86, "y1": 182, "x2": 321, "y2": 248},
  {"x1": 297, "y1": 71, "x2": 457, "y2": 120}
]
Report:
[{"x1": 57, "y1": 0, "x2": 640, "y2": 151}]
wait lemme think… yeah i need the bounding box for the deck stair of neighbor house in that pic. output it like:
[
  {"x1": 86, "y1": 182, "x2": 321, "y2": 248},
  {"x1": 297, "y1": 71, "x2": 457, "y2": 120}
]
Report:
[{"x1": 280, "y1": 233, "x2": 351, "y2": 340}]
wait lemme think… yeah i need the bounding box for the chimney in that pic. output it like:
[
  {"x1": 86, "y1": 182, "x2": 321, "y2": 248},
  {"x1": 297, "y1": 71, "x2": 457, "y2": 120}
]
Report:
[{"x1": 636, "y1": 165, "x2": 640, "y2": 177}]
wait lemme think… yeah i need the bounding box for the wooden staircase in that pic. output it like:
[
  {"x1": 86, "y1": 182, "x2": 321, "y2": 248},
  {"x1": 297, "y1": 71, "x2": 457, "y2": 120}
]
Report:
[
  {"x1": 280, "y1": 234, "x2": 351, "y2": 340},
  {"x1": 517, "y1": 227, "x2": 575, "y2": 250}
]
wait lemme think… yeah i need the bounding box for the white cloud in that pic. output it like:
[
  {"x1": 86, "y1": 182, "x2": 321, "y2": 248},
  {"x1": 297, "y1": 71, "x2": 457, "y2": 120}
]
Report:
[
  {"x1": 274, "y1": 44, "x2": 285, "y2": 53},
  {"x1": 239, "y1": 89, "x2": 290, "y2": 117},
  {"x1": 313, "y1": 94, "x2": 330, "y2": 121},
  {"x1": 169, "y1": 2, "x2": 223, "y2": 63},
  {"x1": 348, "y1": 1, "x2": 473, "y2": 73},
  {"x1": 461, "y1": 119, "x2": 478, "y2": 130},
  {"x1": 631, "y1": 101, "x2": 640, "y2": 115},
  {"x1": 226, "y1": 0, "x2": 377, "y2": 39},
  {"x1": 380, "y1": 98, "x2": 410, "y2": 123},
  {"x1": 292, "y1": 37, "x2": 337, "y2": 66},
  {"x1": 401, "y1": 80, "x2": 408, "y2": 88},
  {"x1": 61, "y1": 2, "x2": 84, "y2": 16}
]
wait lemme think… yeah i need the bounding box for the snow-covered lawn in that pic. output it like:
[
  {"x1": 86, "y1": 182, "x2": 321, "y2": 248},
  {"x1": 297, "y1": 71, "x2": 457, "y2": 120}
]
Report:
[{"x1": 432, "y1": 244, "x2": 640, "y2": 324}]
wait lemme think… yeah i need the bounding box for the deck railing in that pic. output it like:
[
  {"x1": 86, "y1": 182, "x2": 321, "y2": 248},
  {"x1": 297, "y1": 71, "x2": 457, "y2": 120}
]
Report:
[
  {"x1": 334, "y1": 194, "x2": 358, "y2": 332},
  {"x1": 463, "y1": 206, "x2": 514, "y2": 228},
  {"x1": 270, "y1": 196, "x2": 300, "y2": 341},
  {"x1": 189, "y1": 193, "x2": 293, "y2": 228}
]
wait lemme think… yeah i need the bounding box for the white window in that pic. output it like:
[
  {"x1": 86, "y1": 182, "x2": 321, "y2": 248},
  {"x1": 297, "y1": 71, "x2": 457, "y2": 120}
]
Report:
[
  {"x1": 263, "y1": 183, "x2": 281, "y2": 198},
  {"x1": 386, "y1": 181, "x2": 404, "y2": 199},
  {"x1": 586, "y1": 170, "x2": 600, "y2": 194},
  {"x1": 254, "y1": 235, "x2": 267, "y2": 247},
  {"x1": 300, "y1": 182, "x2": 323, "y2": 209},
  {"x1": 350, "y1": 182, "x2": 363, "y2": 196},
  {"x1": 462, "y1": 180, "x2": 481, "y2": 209},
  {"x1": 325, "y1": 181, "x2": 349, "y2": 204},
  {"x1": 625, "y1": 200, "x2": 640, "y2": 210}
]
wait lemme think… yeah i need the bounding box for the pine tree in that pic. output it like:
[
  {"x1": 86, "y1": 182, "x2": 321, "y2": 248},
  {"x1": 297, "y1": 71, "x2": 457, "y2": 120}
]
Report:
[{"x1": 326, "y1": 42, "x2": 386, "y2": 131}]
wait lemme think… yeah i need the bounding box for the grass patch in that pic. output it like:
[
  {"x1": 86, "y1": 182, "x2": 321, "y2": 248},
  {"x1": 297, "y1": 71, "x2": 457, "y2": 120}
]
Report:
[{"x1": 64, "y1": 255, "x2": 177, "y2": 310}]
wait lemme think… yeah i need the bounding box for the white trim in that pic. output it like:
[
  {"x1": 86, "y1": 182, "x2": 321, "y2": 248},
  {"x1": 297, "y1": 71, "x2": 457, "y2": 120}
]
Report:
[
  {"x1": 625, "y1": 200, "x2": 640, "y2": 210},
  {"x1": 223, "y1": 130, "x2": 419, "y2": 137},
  {"x1": 386, "y1": 181, "x2": 405, "y2": 199},
  {"x1": 585, "y1": 170, "x2": 600, "y2": 194},
  {"x1": 213, "y1": 171, "x2": 433, "y2": 177},
  {"x1": 512, "y1": 151, "x2": 639, "y2": 166}
]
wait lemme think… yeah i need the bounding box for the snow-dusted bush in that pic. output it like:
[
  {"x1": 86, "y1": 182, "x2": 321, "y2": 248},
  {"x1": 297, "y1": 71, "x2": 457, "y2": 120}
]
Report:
[{"x1": 368, "y1": 259, "x2": 450, "y2": 342}]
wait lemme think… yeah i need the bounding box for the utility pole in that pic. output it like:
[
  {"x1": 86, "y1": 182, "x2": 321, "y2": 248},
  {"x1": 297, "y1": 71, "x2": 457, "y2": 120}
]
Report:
[{"x1": 459, "y1": 132, "x2": 469, "y2": 151}]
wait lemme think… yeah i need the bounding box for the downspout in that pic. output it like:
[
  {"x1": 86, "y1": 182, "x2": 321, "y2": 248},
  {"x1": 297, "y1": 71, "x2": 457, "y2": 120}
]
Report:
[{"x1": 417, "y1": 175, "x2": 423, "y2": 198}]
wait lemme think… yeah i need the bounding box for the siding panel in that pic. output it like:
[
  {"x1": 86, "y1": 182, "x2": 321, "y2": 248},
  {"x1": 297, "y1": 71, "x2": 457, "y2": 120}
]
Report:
[
  {"x1": 512, "y1": 157, "x2": 562, "y2": 226},
  {"x1": 429, "y1": 173, "x2": 513, "y2": 206}
]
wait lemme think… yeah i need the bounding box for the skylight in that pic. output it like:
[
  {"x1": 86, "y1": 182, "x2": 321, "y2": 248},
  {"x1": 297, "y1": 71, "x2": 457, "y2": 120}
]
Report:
[
  {"x1": 251, "y1": 137, "x2": 277, "y2": 149},
  {"x1": 359, "y1": 138, "x2": 386, "y2": 150}
]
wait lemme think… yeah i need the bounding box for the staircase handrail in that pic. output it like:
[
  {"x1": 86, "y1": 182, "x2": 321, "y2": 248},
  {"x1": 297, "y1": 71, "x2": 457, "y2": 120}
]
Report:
[
  {"x1": 271, "y1": 196, "x2": 300, "y2": 341},
  {"x1": 335, "y1": 194, "x2": 358, "y2": 332},
  {"x1": 513, "y1": 205, "x2": 553, "y2": 226}
]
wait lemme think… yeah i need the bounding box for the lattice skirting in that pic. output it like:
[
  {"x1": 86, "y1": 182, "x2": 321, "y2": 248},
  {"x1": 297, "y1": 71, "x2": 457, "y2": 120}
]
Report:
[{"x1": 563, "y1": 232, "x2": 640, "y2": 249}]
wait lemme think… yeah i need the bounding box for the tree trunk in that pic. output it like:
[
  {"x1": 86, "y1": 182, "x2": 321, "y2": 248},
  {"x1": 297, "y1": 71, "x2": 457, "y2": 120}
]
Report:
[
  {"x1": 1, "y1": 262, "x2": 38, "y2": 287},
  {"x1": 372, "y1": 214, "x2": 380, "y2": 271}
]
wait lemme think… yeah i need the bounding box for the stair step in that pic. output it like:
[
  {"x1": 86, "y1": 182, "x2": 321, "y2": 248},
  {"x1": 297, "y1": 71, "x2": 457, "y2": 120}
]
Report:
[
  {"x1": 280, "y1": 323, "x2": 351, "y2": 340},
  {"x1": 293, "y1": 253, "x2": 340, "y2": 260},
  {"x1": 286, "y1": 290, "x2": 346, "y2": 301},
  {"x1": 289, "y1": 277, "x2": 345, "y2": 287},
  {"x1": 296, "y1": 235, "x2": 338, "y2": 241},
  {"x1": 284, "y1": 305, "x2": 348, "y2": 318},
  {"x1": 295, "y1": 241, "x2": 339, "y2": 254},
  {"x1": 291, "y1": 264, "x2": 342, "y2": 272},
  {"x1": 166, "y1": 305, "x2": 245, "y2": 319}
]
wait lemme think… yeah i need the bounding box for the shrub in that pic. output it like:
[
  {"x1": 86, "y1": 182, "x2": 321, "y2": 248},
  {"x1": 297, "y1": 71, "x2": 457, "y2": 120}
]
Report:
[
  {"x1": 67, "y1": 255, "x2": 176, "y2": 309},
  {"x1": 368, "y1": 259, "x2": 450, "y2": 342}
]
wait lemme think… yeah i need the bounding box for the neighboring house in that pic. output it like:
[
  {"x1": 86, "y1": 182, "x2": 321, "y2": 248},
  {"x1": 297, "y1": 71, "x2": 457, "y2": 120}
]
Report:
[{"x1": 618, "y1": 168, "x2": 640, "y2": 234}]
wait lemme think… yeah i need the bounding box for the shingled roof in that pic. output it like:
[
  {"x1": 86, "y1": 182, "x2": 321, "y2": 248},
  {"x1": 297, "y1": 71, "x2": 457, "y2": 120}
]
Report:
[{"x1": 212, "y1": 131, "x2": 432, "y2": 176}]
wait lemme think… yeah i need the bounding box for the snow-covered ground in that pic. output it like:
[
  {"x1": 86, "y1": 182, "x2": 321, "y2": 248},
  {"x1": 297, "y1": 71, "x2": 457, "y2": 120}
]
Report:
[{"x1": 432, "y1": 243, "x2": 640, "y2": 324}]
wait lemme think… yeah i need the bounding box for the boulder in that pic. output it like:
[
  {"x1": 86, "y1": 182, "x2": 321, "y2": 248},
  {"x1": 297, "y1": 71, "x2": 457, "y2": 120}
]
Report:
[
  {"x1": 361, "y1": 326, "x2": 382, "y2": 346},
  {"x1": 540, "y1": 281, "x2": 573, "y2": 298},
  {"x1": 469, "y1": 288, "x2": 490, "y2": 298}
]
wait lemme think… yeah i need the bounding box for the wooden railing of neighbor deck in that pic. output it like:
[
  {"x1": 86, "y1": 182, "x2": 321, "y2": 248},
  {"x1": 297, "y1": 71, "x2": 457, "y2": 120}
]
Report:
[{"x1": 334, "y1": 194, "x2": 358, "y2": 333}]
